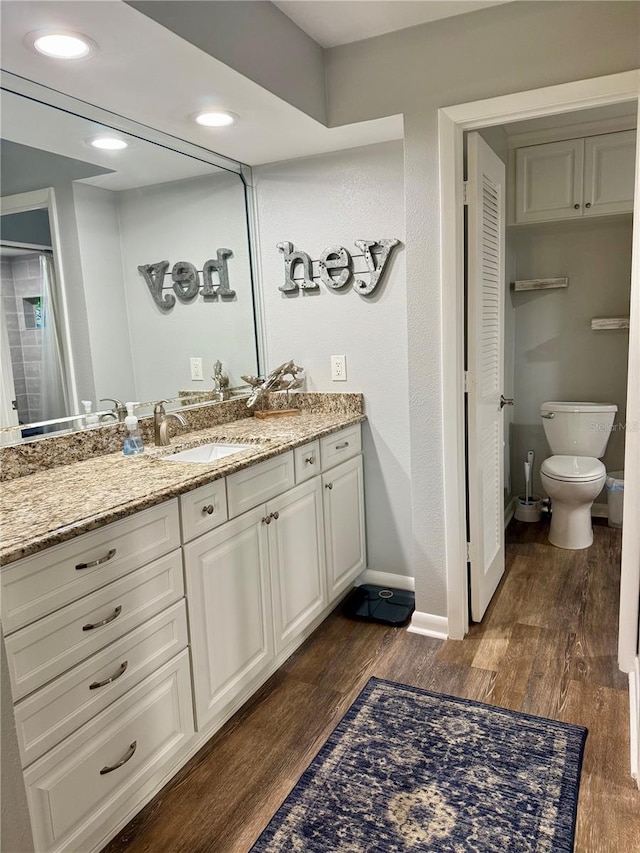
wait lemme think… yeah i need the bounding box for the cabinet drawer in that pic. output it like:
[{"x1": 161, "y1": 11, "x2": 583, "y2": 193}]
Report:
[
  {"x1": 294, "y1": 441, "x2": 321, "y2": 484},
  {"x1": 179, "y1": 477, "x2": 228, "y2": 543},
  {"x1": 1, "y1": 500, "x2": 180, "y2": 635},
  {"x1": 24, "y1": 650, "x2": 193, "y2": 853},
  {"x1": 5, "y1": 550, "x2": 184, "y2": 700},
  {"x1": 320, "y1": 425, "x2": 361, "y2": 471},
  {"x1": 227, "y1": 451, "x2": 294, "y2": 518},
  {"x1": 15, "y1": 601, "x2": 189, "y2": 768}
]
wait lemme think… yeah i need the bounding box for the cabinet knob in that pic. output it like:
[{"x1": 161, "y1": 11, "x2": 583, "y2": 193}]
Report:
[
  {"x1": 325, "y1": 482, "x2": 333, "y2": 490},
  {"x1": 202, "y1": 504, "x2": 215, "y2": 515},
  {"x1": 585, "y1": 202, "x2": 592, "y2": 208},
  {"x1": 573, "y1": 203, "x2": 580, "y2": 209},
  {"x1": 270, "y1": 511, "x2": 279, "y2": 521},
  {"x1": 262, "y1": 516, "x2": 272, "y2": 525},
  {"x1": 304, "y1": 456, "x2": 315, "y2": 465}
]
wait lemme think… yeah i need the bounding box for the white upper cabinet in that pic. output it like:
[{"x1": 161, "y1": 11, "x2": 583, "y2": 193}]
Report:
[
  {"x1": 515, "y1": 138, "x2": 584, "y2": 223},
  {"x1": 583, "y1": 131, "x2": 637, "y2": 217},
  {"x1": 514, "y1": 130, "x2": 636, "y2": 224}
]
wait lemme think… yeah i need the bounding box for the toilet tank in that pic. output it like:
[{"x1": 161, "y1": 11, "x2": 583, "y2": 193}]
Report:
[{"x1": 540, "y1": 401, "x2": 618, "y2": 457}]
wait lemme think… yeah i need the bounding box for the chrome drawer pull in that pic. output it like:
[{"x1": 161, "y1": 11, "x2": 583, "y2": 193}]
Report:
[
  {"x1": 89, "y1": 660, "x2": 128, "y2": 690},
  {"x1": 83, "y1": 605, "x2": 122, "y2": 631},
  {"x1": 99, "y1": 740, "x2": 137, "y2": 775},
  {"x1": 202, "y1": 504, "x2": 215, "y2": 515},
  {"x1": 304, "y1": 456, "x2": 315, "y2": 465},
  {"x1": 76, "y1": 548, "x2": 116, "y2": 570},
  {"x1": 335, "y1": 441, "x2": 350, "y2": 449},
  {"x1": 325, "y1": 482, "x2": 333, "y2": 490}
]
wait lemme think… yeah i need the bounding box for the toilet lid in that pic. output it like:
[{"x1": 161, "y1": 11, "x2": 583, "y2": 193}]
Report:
[{"x1": 541, "y1": 455, "x2": 606, "y2": 483}]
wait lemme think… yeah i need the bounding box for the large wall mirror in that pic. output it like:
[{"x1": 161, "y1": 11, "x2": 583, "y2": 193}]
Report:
[{"x1": 0, "y1": 73, "x2": 260, "y2": 445}]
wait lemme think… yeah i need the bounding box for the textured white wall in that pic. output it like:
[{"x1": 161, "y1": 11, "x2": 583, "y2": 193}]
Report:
[
  {"x1": 254, "y1": 141, "x2": 413, "y2": 577},
  {"x1": 116, "y1": 171, "x2": 258, "y2": 402},
  {"x1": 51, "y1": 182, "x2": 96, "y2": 409},
  {"x1": 73, "y1": 184, "x2": 136, "y2": 408}
]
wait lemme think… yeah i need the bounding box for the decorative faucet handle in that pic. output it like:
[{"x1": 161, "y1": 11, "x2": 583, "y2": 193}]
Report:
[{"x1": 153, "y1": 399, "x2": 169, "y2": 415}]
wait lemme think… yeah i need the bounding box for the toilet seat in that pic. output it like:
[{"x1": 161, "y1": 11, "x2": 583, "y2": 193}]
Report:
[{"x1": 541, "y1": 455, "x2": 605, "y2": 483}]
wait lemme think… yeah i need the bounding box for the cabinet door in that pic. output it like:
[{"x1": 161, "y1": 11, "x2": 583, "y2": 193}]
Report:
[
  {"x1": 268, "y1": 478, "x2": 326, "y2": 654},
  {"x1": 183, "y1": 507, "x2": 273, "y2": 731},
  {"x1": 515, "y1": 138, "x2": 583, "y2": 223},
  {"x1": 323, "y1": 455, "x2": 366, "y2": 601},
  {"x1": 583, "y1": 130, "x2": 636, "y2": 217}
]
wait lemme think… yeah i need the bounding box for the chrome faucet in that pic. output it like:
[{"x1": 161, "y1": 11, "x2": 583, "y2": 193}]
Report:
[
  {"x1": 100, "y1": 398, "x2": 127, "y2": 422},
  {"x1": 153, "y1": 400, "x2": 188, "y2": 446}
]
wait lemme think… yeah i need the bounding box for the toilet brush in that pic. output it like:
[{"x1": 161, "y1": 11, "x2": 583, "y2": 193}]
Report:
[{"x1": 515, "y1": 450, "x2": 542, "y2": 522}]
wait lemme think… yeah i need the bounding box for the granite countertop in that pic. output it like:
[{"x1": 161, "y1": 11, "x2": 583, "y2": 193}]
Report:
[{"x1": 0, "y1": 412, "x2": 365, "y2": 566}]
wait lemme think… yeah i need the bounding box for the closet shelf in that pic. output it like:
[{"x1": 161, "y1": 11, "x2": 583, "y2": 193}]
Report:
[
  {"x1": 591, "y1": 317, "x2": 630, "y2": 330},
  {"x1": 512, "y1": 277, "x2": 568, "y2": 291}
]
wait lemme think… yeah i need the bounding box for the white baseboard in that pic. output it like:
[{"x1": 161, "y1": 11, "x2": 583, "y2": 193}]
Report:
[
  {"x1": 630, "y1": 660, "x2": 640, "y2": 789},
  {"x1": 355, "y1": 569, "x2": 415, "y2": 592},
  {"x1": 592, "y1": 502, "x2": 609, "y2": 519},
  {"x1": 504, "y1": 497, "x2": 516, "y2": 528},
  {"x1": 407, "y1": 610, "x2": 448, "y2": 640}
]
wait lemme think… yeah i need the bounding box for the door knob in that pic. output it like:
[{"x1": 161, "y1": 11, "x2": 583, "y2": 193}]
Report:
[{"x1": 500, "y1": 395, "x2": 515, "y2": 409}]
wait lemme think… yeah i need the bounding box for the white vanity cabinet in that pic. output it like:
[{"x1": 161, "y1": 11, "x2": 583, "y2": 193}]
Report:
[
  {"x1": 183, "y1": 504, "x2": 275, "y2": 731},
  {"x1": 182, "y1": 426, "x2": 364, "y2": 734},
  {"x1": 1, "y1": 500, "x2": 194, "y2": 853},
  {"x1": 183, "y1": 454, "x2": 327, "y2": 731},
  {"x1": 514, "y1": 129, "x2": 636, "y2": 224},
  {"x1": 323, "y1": 455, "x2": 366, "y2": 601},
  {"x1": 1, "y1": 422, "x2": 365, "y2": 852}
]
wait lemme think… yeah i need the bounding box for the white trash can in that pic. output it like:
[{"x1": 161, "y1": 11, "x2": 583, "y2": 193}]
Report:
[{"x1": 606, "y1": 470, "x2": 624, "y2": 528}]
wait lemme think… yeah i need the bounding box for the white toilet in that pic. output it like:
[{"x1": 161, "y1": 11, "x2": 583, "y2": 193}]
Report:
[{"x1": 540, "y1": 401, "x2": 618, "y2": 550}]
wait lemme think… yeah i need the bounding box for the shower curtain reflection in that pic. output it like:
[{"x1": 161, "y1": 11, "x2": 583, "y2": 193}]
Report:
[
  {"x1": 39, "y1": 253, "x2": 70, "y2": 428},
  {"x1": 0, "y1": 245, "x2": 72, "y2": 439}
]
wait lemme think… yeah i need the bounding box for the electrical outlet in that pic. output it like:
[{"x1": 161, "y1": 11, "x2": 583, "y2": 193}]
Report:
[
  {"x1": 190, "y1": 357, "x2": 204, "y2": 381},
  {"x1": 331, "y1": 355, "x2": 347, "y2": 382}
]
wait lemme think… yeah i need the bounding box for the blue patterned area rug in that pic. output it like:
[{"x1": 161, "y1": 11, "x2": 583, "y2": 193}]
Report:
[{"x1": 250, "y1": 678, "x2": 587, "y2": 852}]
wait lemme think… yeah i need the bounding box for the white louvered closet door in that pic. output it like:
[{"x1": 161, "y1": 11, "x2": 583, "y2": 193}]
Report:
[{"x1": 467, "y1": 132, "x2": 506, "y2": 622}]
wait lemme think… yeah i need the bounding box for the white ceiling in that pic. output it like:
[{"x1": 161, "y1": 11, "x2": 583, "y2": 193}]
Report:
[
  {"x1": 273, "y1": 1, "x2": 510, "y2": 47},
  {"x1": 0, "y1": 0, "x2": 404, "y2": 172},
  {"x1": 2, "y1": 0, "x2": 629, "y2": 186}
]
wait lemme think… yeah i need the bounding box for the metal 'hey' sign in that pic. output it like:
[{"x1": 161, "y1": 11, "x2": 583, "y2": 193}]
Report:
[
  {"x1": 277, "y1": 239, "x2": 400, "y2": 296},
  {"x1": 138, "y1": 249, "x2": 235, "y2": 310}
]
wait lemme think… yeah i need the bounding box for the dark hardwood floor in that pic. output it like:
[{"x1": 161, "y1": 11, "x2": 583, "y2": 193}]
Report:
[{"x1": 102, "y1": 518, "x2": 639, "y2": 853}]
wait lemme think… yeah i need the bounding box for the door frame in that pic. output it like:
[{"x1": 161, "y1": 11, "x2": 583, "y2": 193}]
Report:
[{"x1": 438, "y1": 70, "x2": 640, "y2": 656}]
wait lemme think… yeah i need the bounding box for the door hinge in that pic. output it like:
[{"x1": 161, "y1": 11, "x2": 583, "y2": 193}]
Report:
[
  {"x1": 464, "y1": 371, "x2": 471, "y2": 392},
  {"x1": 466, "y1": 542, "x2": 471, "y2": 562},
  {"x1": 463, "y1": 180, "x2": 469, "y2": 205}
]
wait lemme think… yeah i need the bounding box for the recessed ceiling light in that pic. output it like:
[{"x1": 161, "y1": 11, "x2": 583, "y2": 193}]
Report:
[
  {"x1": 28, "y1": 30, "x2": 97, "y2": 60},
  {"x1": 193, "y1": 110, "x2": 237, "y2": 128},
  {"x1": 88, "y1": 137, "x2": 128, "y2": 151}
]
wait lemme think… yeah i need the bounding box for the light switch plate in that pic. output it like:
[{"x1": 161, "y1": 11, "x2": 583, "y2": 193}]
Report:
[{"x1": 331, "y1": 355, "x2": 347, "y2": 381}]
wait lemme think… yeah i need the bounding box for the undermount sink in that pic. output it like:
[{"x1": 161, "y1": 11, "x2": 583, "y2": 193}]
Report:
[{"x1": 161, "y1": 442, "x2": 252, "y2": 463}]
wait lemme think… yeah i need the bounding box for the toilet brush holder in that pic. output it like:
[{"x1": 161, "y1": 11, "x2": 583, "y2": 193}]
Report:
[{"x1": 515, "y1": 494, "x2": 542, "y2": 522}]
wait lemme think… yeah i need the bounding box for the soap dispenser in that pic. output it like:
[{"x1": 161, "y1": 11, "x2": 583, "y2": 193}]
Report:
[
  {"x1": 123, "y1": 402, "x2": 144, "y2": 455},
  {"x1": 81, "y1": 400, "x2": 98, "y2": 429}
]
